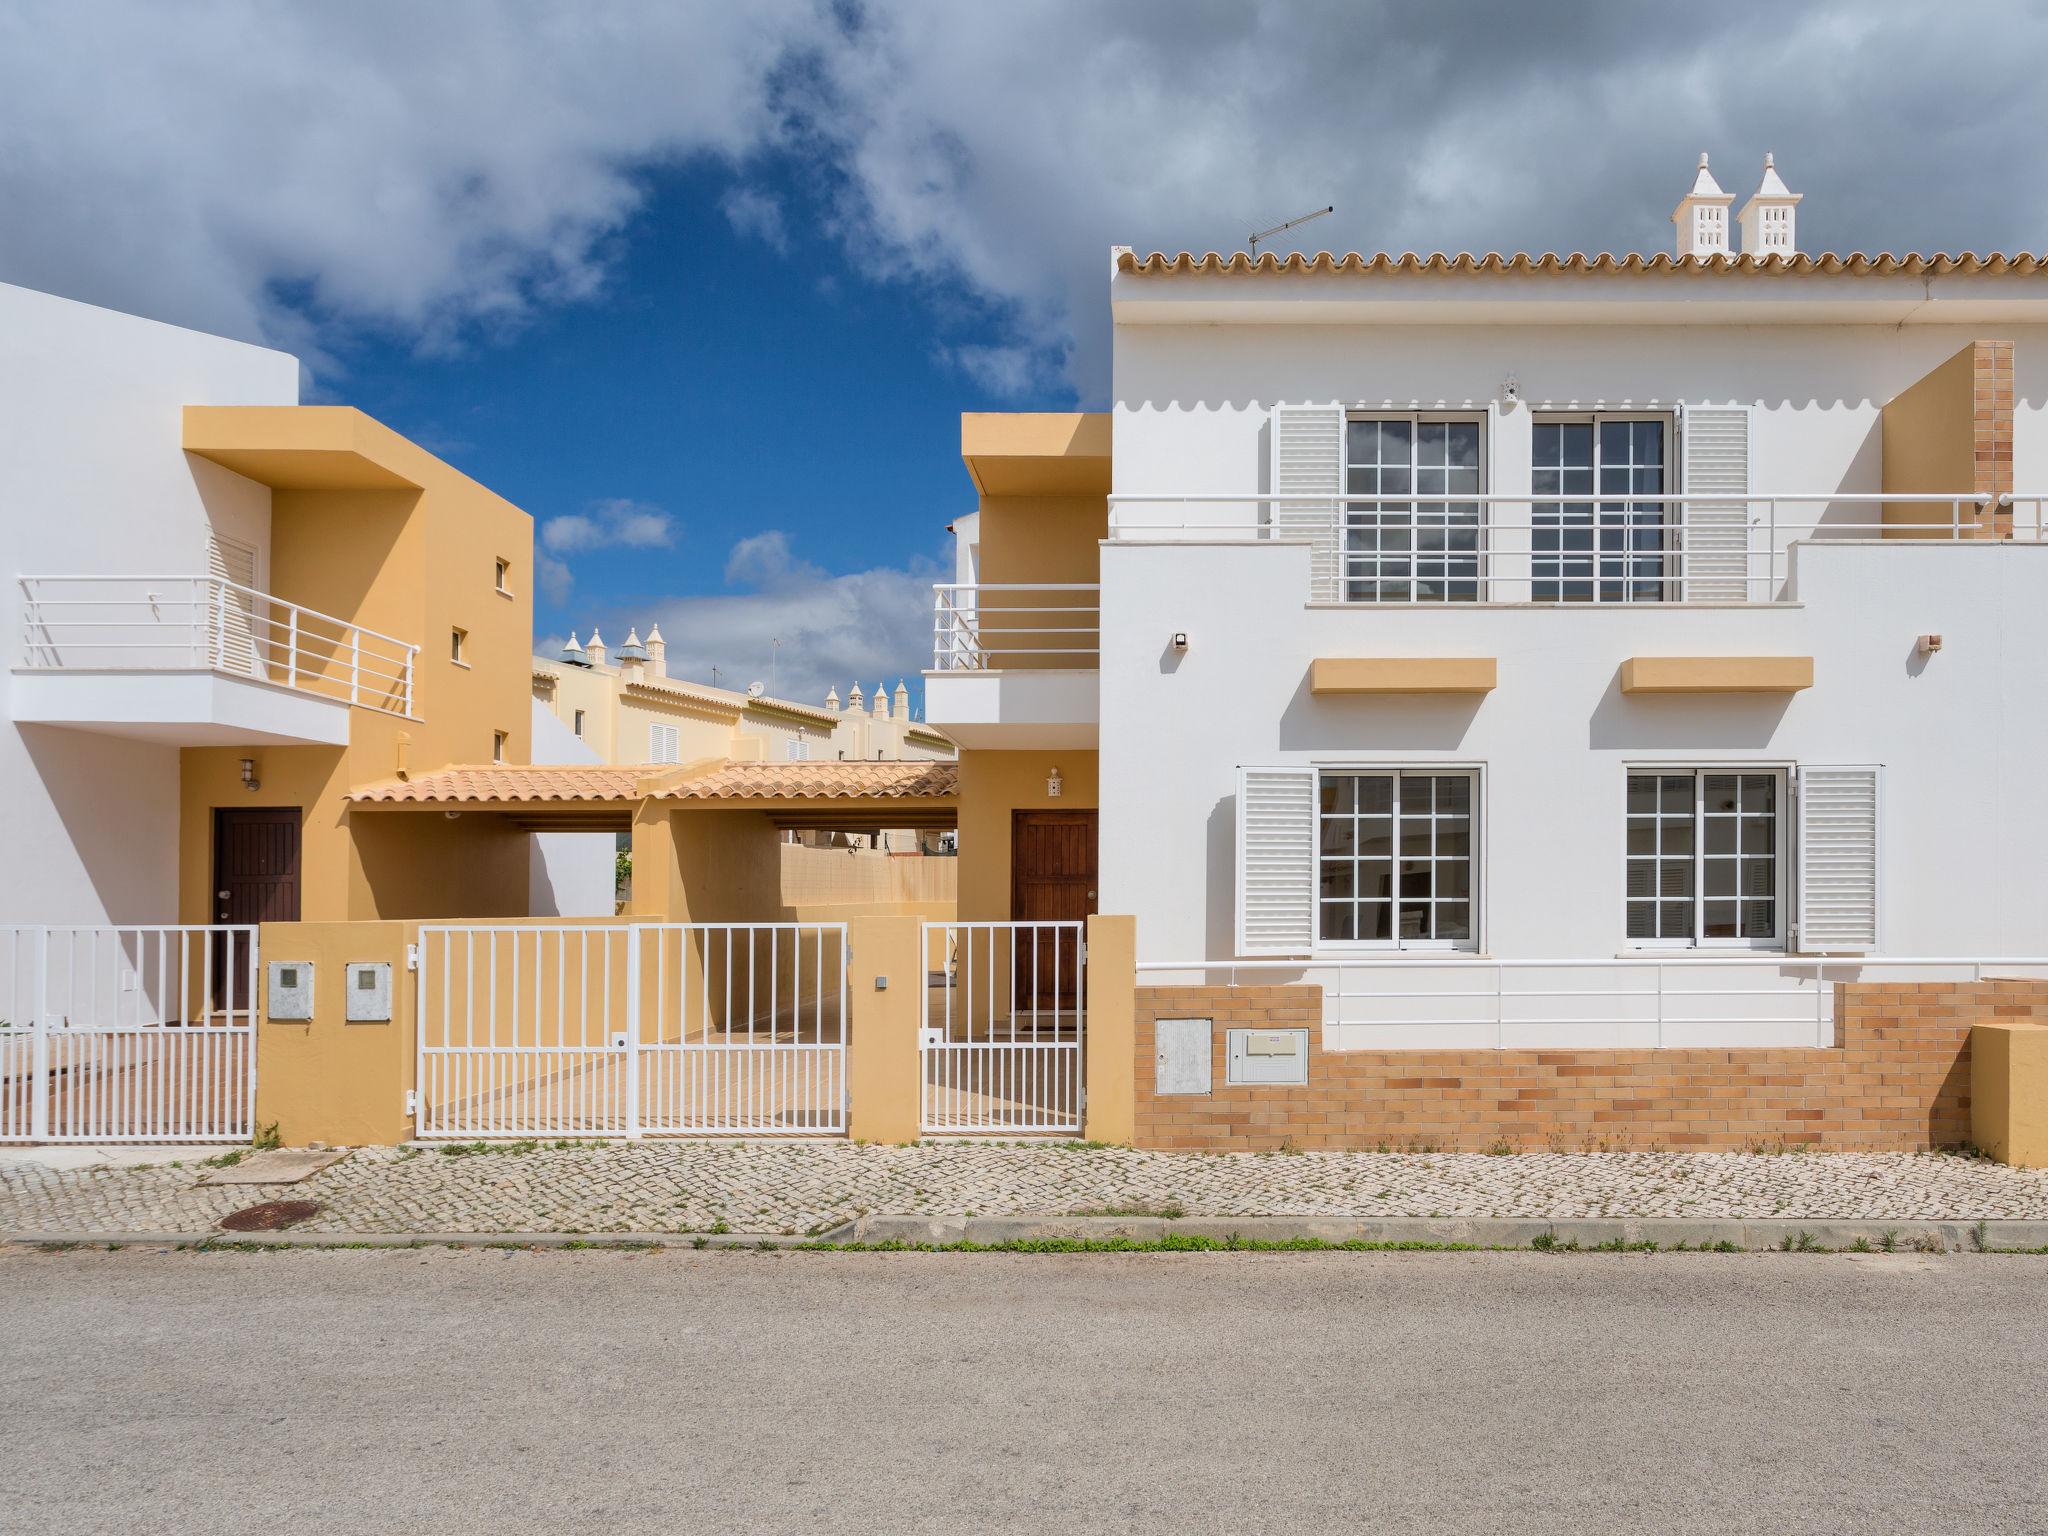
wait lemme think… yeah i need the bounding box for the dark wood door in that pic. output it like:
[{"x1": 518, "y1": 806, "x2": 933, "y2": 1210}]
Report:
[
  {"x1": 213, "y1": 808, "x2": 300, "y2": 1009},
  {"x1": 1011, "y1": 810, "x2": 1096, "y2": 1007}
]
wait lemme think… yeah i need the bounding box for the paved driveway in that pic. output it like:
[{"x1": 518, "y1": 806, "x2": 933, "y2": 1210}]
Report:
[{"x1": 3, "y1": 1246, "x2": 2044, "y2": 1535}]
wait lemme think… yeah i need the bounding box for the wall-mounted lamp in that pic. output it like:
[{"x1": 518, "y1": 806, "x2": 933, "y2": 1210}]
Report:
[
  {"x1": 1171, "y1": 631, "x2": 1190, "y2": 652},
  {"x1": 239, "y1": 757, "x2": 260, "y2": 793},
  {"x1": 1502, "y1": 374, "x2": 1520, "y2": 408},
  {"x1": 1046, "y1": 765, "x2": 1064, "y2": 799},
  {"x1": 443, "y1": 810, "x2": 463, "y2": 820},
  {"x1": 1917, "y1": 633, "x2": 1944, "y2": 658}
]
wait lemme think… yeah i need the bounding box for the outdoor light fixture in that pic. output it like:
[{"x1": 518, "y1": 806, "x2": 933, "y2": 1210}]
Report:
[
  {"x1": 1917, "y1": 633, "x2": 1944, "y2": 657},
  {"x1": 1047, "y1": 765, "x2": 1064, "y2": 798},
  {"x1": 239, "y1": 757, "x2": 259, "y2": 793},
  {"x1": 1171, "y1": 631, "x2": 1189, "y2": 652}
]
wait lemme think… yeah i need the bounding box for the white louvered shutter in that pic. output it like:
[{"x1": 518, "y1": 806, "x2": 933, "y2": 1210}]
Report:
[
  {"x1": 1270, "y1": 405, "x2": 1345, "y2": 601},
  {"x1": 206, "y1": 532, "x2": 261, "y2": 677},
  {"x1": 1797, "y1": 765, "x2": 1881, "y2": 953},
  {"x1": 1680, "y1": 405, "x2": 1753, "y2": 602},
  {"x1": 1236, "y1": 765, "x2": 1317, "y2": 956},
  {"x1": 648, "y1": 723, "x2": 680, "y2": 765}
]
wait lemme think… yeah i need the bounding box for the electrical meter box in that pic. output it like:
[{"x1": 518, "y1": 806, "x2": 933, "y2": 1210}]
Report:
[
  {"x1": 1155, "y1": 1017, "x2": 1213, "y2": 1095},
  {"x1": 345, "y1": 961, "x2": 393, "y2": 1022},
  {"x1": 1226, "y1": 1028, "x2": 1310, "y2": 1086},
  {"x1": 267, "y1": 961, "x2": 314, "y2": 1021}
]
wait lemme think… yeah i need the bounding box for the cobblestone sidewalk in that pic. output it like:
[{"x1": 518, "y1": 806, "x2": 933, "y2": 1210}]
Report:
[{"x1": 7, "y1": 1140, "x2": 2048, "y2": 1236}]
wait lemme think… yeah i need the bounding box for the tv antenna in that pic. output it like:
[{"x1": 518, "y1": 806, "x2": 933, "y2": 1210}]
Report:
[{"x1": 1249, "y1": 204, "x2": 1333, "y2": 253}]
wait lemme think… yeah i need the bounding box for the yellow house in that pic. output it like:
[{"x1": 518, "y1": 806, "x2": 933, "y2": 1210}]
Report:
[{"x1": 171, "y1": 406, "x2": 541, "y2": 923}]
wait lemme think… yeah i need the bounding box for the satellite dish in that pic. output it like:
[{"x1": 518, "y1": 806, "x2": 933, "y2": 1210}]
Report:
[{"x1": 746, "y1": 681, "x2": 766, "y2": 698}]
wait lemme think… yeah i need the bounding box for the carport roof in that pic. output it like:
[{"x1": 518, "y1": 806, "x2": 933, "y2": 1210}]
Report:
[
  {"x1": 652, "y1": 761, "x2": 957, "y2": 800},
  {"x1": 347, "y1": 759, "x2": 958, "y2": 809}
]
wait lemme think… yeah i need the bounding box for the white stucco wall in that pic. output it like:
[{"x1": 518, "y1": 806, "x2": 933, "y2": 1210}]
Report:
[
  {"x1": 0, "y1": 281, "x2": 299, "y2": 923},
  {"x1": 1101, "y1": 538, "x2": 2048, "y2": 977},
  {"x1": 527, "y1": 697, "x2": 618, "y2": 918},
  {"x1": 1110, "y1": 321, "x2": 2048, "y2": 536}
]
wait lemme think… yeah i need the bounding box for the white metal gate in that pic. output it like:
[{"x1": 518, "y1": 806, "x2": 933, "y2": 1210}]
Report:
[
  {"x1": 920, "y1": 921, "x2": 1085, "y2": 1134},
  {"x1": 414, "y1": 922, "x2": 846, "y2": 1138},
  {"x1": 0, "y1": 926, "x2": 257, "y2": 1143}
]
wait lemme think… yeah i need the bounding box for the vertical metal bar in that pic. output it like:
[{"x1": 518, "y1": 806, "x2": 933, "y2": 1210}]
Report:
[
  {"x1": 30, "y1": 927, "x2": 49, "y2": 1143},
  {"x1": 626, "y1": 925, "x2": 642, "y2": 1139},
  {"x1": 349, "y1": 628, "x2": 361, "y2": 705}
]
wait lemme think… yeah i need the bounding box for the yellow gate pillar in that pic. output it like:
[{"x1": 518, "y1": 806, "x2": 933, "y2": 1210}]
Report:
[
  {"x1": 846, "y1": 915, "x2": 923, "y2": 1144},
  {"x1": 1084, "y1": 914, "x2": 1136, "y2": 1144}
]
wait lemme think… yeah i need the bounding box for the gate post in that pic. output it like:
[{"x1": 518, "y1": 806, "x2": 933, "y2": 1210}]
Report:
[
  {"x1": 1083, "y1": 915, "x2": 1136, "y2": 1144},
  {"x1": 624, "y1": 924, "x2": 643, "y2": 1138},
  {"x1": 29, "y1": 926, "x2": 50, "y2": 1142},
  {"x1": 845, "y1": 916, "x2": 921, "y2": 1145}
]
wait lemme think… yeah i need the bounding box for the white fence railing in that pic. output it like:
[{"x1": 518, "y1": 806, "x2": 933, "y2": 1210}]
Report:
[
  {"x1": 932, "y1": 583, "x2": 1099, "y2": 670},
  {"x1": 1137, "y1": 955, "x2": 2048, "y2": 1051},
  {"x1": 415, "y1": 923, "x2": 846, "y2": 1139},
  {"x1": 1107, "y1": 492, "x2": 2048, "y2": 605},
  {"x1": 19, "y1": 575, "x2": 418, "y2": 717},
  {"x1": 922, "y1": 921, "x2": 1085, "y2": 1132},
  {"x1": 0, "y1": 926, "x2": 257, "y2": 1142}
]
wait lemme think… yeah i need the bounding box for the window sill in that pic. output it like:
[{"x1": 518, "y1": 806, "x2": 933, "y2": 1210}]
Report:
[
  {"x1": 1616, "y1": 948, "x2": 1788, "y2": 959},
  {"x1": 450, "y1": 659, "x2": 472, "y2": 670},
  {"x1": 495, "y1": 588, "x2": 516, "y2": 600}
]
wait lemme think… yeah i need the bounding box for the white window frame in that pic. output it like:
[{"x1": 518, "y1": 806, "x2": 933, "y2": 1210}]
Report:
[
  {"x1": 1341, "y1": 411, "x2": 1489, "y2": 604},
  {"x1": 572, "y1": 708, "x2": 586, "y2": 738},
  {"x1": 1530, "y1": 412, "x2": 1677, "y2": 604},
  {"x1": 1314, "y1": 765, "x2": 1482, "y2": 955},
  {"x1": 1623, "y1": 764, "x2": 1790, "y2": 953}
]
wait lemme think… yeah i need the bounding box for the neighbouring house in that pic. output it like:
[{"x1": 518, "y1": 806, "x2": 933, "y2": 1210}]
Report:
[
  {"x1": 922, "y1": 153, "x2": 2048, "y2": 1146},
  {"x1": 1, "y1": 279, "x2": 554, "y2": 928}
]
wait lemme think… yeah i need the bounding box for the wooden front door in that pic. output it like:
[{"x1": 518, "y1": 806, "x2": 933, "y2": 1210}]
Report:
[
  {"x1": 1011, "y1": 810, "x2": 1096, "y2": 1006},
  {"x1": 213, "y1": 808, "x2": 300, "y2": 1008}
]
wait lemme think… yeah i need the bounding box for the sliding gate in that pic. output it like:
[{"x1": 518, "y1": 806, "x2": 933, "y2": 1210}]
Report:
[
  {"x1": 0, "y1": 926, "x2": 257, "y2": 1143},
  {"x1": 920, "y1": 921, "x2": 1085, "y2": 1134},
  {"x1": 415, "y1": 923, "x2": 846, "y2": 1138}
]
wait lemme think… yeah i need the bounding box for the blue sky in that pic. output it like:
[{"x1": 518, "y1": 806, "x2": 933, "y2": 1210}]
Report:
[
  {"x1": 317, "y1": 158, "x2": 1048, "y2": 704},
  {"x1": 4, "y1": 2, "x2": 2045, "y2": 701}
]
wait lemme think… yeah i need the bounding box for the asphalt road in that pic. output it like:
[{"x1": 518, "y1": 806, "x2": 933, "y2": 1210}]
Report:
[{"x1": 2, "y1": 1247, "x2": 2043, "y2": 1535}]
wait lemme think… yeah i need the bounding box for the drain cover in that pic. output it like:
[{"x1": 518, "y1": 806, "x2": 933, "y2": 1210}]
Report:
[{"x1": 218, "y1": 1200, "x2": 324, "y2": 1232}]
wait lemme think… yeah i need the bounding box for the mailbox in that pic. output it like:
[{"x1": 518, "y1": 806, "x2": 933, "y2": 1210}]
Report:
[
  {"x1": 1154, "y1": 1017, "x2": 1213, "y2": 1096},
  {"x1": 267, "y1": 961, "x2": 314, "y2": 1021},
  {"x1": 345, "y1": 961, "x2": 393, "y2": 1022},
  {"x1": 1226, "y1": 1027, "x2": 1309, "y2": 1086}
]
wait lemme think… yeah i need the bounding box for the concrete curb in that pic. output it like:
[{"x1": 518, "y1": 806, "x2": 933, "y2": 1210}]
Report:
[{"x1": 11, "y1": 1215, "x2": 2048, "y2": 1252}]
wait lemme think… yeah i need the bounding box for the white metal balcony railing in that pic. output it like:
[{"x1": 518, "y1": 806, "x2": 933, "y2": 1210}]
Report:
[
  {"x1": 932, "y1": 583, "x2": 1100, "y2": 670},
  {"x1": 1107, "y1": 492, "x2": 2048, "y2": 605},
  {"x1": 1136, "y1": 954, "x2": 2048, "y2": 1049},
  {"x1": 18, "y1": 575, "x2": 418, "y2": 717}
]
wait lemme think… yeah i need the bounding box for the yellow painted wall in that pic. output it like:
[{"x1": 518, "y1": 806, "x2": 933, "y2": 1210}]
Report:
[
  {"x1": 973, "y1": 494, "x2": 1105, "y2": 669},
  {"x1": 179, "y1": 407, "x2": 536, "y2": 921},
  {"x1": 254, "y1": 920, "x2": 414, "y2": 1146},
  {"x1": 1972, "y1": 1021, "x2": 2048, "y2": 1168},
  {"x1": 845, "y1": 914, "x2": 922, "y2": 1144},
  {"x1": 1881, "y1": 343, "x2": 1986, "y2": 535},
  {"x1": 956, "y1": 749, "x2": 1098, "y2": 921},
  {"x1": 1084, "y1": 913, "x2": 1136, "y2": 1144}
]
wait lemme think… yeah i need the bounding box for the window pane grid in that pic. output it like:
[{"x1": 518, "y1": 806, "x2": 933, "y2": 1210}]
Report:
[
  {"x1": 1627, "y1": 770, "x2": 1779, "y2": 945},
  {"x1": 1344, "y1": 418, "x2": 1482, "y2": 603},
  {"x1": 1320, "y1": 771, "x2": 1473, "y2": 947},
  {"x1": 1534, "y1": 418, "x2": 1668, "y2": 603}
]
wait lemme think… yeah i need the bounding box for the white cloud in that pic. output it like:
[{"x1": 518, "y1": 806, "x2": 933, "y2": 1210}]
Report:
[
  {"x1": 540, "y1": 498, "x2": 674, "y2": 554},
  {"x1": 720, "y1": 186, "x2": 790, "y2": 254},
  {"x1": 3, "y1": 3, "x2": 2045, "y2": 398},
  {"x1": 594, "y1": 531, "x2": 940, "y2": 706}
]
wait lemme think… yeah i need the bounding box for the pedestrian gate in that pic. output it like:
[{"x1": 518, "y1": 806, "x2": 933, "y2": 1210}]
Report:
[
  {"x1": 920, "y1": 921, "x2": 1085, "y2": 1134},
  {"x1": 415, "y1": 923, "x2": 846, "y2": 1138},
  {"x1": 0, "y1": 926, "x2": 258, "y2": 1143}
]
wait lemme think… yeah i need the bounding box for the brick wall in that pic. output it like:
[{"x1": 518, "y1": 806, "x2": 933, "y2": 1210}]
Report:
[
  {"x1": 1974, "y1": 339, "x2": 2015, "y2": 536},
  {"x1": 1134, "y1": 980, "x2": 2048, "y2": 1153}
]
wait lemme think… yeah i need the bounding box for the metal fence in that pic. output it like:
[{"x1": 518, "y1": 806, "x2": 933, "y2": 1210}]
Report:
[
  {"x1": 414, "y1": 922, "x2": 846, "y2": 1138},
  {"x1": 0, "y1": 926, "x2": 257, "y2": 1142},
  {"x1": 1136, "y1": 954, "x2": 2048, "y2": 1051},
  {"x1": 19, "y1": 574, "x2": 418, "y2": 717},
  {"x1": 920, "y1": 922, "x2": 1085, "y2": 1133}
]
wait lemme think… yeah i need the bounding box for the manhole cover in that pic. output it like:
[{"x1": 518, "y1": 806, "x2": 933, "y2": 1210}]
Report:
[{"x1": 218, "y1": 1200, "x2": 323, "y2": 1232}]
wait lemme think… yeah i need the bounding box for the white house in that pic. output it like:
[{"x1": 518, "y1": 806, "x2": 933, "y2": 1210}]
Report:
[{"x1": 928, "y1": 155, "x2": 2048, "y2": 1049}]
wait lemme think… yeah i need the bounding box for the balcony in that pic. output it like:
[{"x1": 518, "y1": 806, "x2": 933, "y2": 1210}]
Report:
[
  {"x1": 923, "y1": 583, "x2": 1099, "y2": 748},
  {"x1": 1109, "y1": 492, "x2": 2043, "y2": 604},
  {"x1": 13, "y1": 575, "x2": 417, "y2": 746}
]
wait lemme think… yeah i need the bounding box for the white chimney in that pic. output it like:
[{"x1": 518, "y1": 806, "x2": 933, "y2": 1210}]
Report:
[
  {"x1": 824, "y1": 685, "x2": 841, "y2": 712},
  {"x1": 871, "y1": 682, "x2": 888, "y2": 720},
  {"x1": 586, "y1": 627, "x2": 607, "y2": 668},
  {"x1": 1672, "y1": 153, "x2": 1734, "y2": 258},
  {"x1": 1738, "y1": 152, "x2": 1801, "y2": 259},
  {"x1": 645, "y1": 622, "x2": 667, "y2": 679}
]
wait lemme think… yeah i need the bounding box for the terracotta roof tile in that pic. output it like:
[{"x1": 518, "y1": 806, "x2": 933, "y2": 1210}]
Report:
[
  {"x1": 654, "y1": 761, "x2": 958, "y2": 801},
  {"x1": 348, "y1": 765, "x2": 651, "y2": 804},
  {"x1": 1117, "y1": 249, "x2": 2048, "y2": 278}
]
